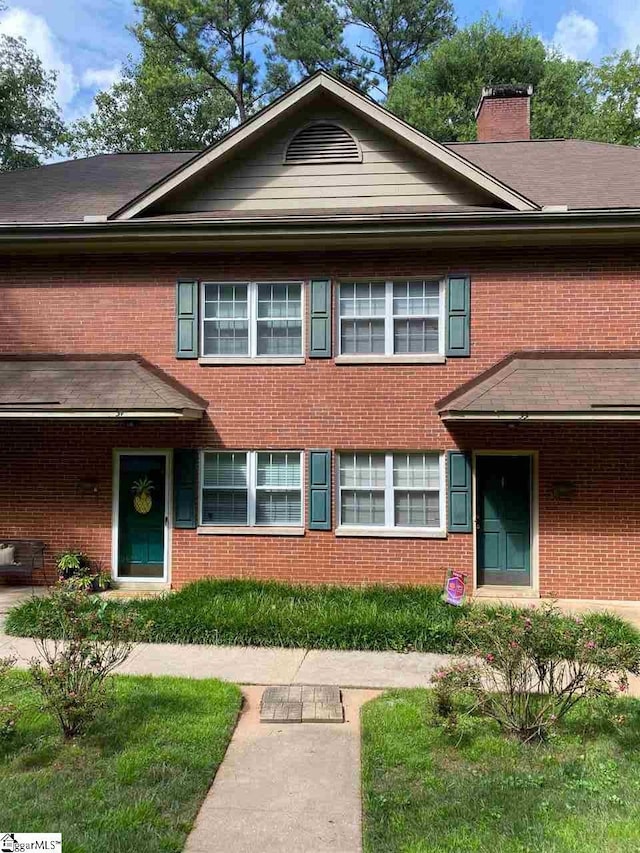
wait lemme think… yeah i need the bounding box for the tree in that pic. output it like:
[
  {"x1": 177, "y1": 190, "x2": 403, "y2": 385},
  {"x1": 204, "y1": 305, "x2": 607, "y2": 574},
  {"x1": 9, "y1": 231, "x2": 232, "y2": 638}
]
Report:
[
  {"x1": 346, "y1": 0, "x2": 456, "y2": 87},
  {"x1": 586, "y1": 49, "x2": 640, "y2": 146},
  {"x1": 386, "y1": 17, "x2": 596, "y2": 142},
  {"x1": 267, "y1": 0, "x2": 375, "y2": 93},
  {"x1": 0, "y1": 30, "x2": 65, "y2": 169},
  {"x1": 68, "y1": 48, "x2": 235, "y2": 156}
]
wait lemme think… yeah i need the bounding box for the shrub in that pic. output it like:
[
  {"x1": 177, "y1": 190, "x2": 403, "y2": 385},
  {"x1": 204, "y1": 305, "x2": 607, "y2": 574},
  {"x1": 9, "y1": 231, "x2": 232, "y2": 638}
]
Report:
[
  {"x1": 432, "y1": 604, "x2": 640, "y2": 743},
  {"x1": 0, "y1": 655, "x2": 17, "y2": 740},
  {"x1": 29, "y1": 587, "x2": 137, "y2": 739},
  {"x1": 56, "y1": 549, "x2": 110, "y2": 592}
]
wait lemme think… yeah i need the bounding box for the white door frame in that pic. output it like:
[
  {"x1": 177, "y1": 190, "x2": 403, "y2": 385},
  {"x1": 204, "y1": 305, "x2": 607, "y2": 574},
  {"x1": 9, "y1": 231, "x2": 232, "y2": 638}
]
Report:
[
  {"x1": 472, "y1": 450, "x2": 539, "y2": 595},
  {"x1": 112, "y1": 449, "x2": 172, "y2": 583}
]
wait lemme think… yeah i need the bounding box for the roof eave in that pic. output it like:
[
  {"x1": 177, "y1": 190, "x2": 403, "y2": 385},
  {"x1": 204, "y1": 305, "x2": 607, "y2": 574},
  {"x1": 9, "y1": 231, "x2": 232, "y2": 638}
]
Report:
[
  {"x1": 440, "y1": 410, "x2": 640, "y2": 421},
  {"x1": 0, "y1": 408, "x2": 203, "y2": 420}
]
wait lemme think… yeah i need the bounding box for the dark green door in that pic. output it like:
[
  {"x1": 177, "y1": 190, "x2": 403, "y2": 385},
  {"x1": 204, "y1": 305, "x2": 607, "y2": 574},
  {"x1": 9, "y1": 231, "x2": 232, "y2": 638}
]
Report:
[
  {"x1": 477, "y1": 455, "x2": 531, "y2": 586},
  {"x1": 117, "y1": 454, "x2": 166, "y2": 579}
]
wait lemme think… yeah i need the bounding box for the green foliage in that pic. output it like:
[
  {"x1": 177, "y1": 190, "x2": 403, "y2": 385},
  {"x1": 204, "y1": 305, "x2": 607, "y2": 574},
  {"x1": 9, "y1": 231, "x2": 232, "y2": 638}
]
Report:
[
  {"x1": 386, "y1": 16, "x2": 596, "y2": 142},
  {"x1": 8, "y1": 578, "x2": 466, "y2": 652},
  {"x1": 0, "y1": 671, "x2": 241, "y2": 851},
  {"x1": 362, "y1": 688, "x2": 640, "y2": 853},
  {"x1": 434, "y1": 604, "x2": 640, "y2": 742},
  {"x1": 0, "y1": 33, "x2": 64, "y2": 169},
  {"x1": 29, "y1": 587, "x2": 138, "y2": 739},
  {"x1": 0, "y1": 655, "x2": 17, "y2": 740},
  {"x1": 55, "y1": 549, "x2": 110, "y2": 592},
  {"x1": 586, "y1": 49, "x2": 640, "y2": 146}
]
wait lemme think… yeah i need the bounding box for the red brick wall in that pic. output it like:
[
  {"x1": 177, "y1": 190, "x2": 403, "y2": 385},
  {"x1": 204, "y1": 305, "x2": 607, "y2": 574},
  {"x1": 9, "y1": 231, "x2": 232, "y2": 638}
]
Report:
[
  {"x1": 1, "y1": 245, "x2": 640, "y2": 598},
  {"x1": 476, "y1": 95, "x2": 531, "y2": 142}
]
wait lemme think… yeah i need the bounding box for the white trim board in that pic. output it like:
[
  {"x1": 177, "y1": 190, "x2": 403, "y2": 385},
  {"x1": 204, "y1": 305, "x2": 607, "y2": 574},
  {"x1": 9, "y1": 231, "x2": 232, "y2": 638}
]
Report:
[
  {"x1": 111, "y1": 449, "x2": 172, "y2": 584},
  {"x1": 113, "y1": 73, "x2": 537, "y2": 221}
]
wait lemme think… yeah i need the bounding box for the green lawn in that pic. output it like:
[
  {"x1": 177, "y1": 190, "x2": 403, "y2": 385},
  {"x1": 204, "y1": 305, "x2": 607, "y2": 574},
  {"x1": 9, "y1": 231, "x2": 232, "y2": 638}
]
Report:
[
  {"x1": 0, "y1": 671, "x2": 241, "y2": 853},
  {"x1": 362, "y1": 689, "x2": 640, "y2": 853},
  {"x1": 6, "y1": 578, "x2": 465, "y2": 652}
]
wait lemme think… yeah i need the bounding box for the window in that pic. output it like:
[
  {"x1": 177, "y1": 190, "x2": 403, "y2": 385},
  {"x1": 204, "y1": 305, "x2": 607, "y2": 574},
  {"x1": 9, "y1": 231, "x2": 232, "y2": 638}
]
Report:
[
  {"x1": 201, "y1": 450, "x2": 303, "y2": 527},
  {"x1": 338, "y1": 279, "x2": 444, "y2": 357},
  {"x1": 201, "y1": 282, "x2": 303, "y2": 359},
  {"x1": 338, "y1": 452, "x2": 444, "y2": 531}
]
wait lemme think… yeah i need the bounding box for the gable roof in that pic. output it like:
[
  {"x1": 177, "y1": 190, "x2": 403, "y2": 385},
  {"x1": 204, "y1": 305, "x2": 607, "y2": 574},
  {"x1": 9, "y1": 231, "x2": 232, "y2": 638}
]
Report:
[
  {"x1": 111, "y1": 72, "x2": 537, "y2": 219},
  {"x1": 437, "y1": 351, "x2": 640, "y2": 420}
]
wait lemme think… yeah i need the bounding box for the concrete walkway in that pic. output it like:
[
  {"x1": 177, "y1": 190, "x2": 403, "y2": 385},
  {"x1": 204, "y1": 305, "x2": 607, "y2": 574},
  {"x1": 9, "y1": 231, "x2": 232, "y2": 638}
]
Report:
[{"x1": 185, "y1": 686, "x2": 375, "y2": 853}]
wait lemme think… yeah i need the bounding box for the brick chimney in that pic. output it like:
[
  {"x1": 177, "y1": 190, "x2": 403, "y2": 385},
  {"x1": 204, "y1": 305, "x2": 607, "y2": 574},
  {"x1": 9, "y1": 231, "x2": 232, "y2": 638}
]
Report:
[{"x1": 475, "y1": 84, "x2": 533, "y2": 142}]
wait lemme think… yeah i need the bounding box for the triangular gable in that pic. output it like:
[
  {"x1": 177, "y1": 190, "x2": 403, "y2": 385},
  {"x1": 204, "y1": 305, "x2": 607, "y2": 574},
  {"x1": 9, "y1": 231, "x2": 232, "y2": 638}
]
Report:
[{"x1": 112, "y1": 72, "x2": 538, "y2": 221}]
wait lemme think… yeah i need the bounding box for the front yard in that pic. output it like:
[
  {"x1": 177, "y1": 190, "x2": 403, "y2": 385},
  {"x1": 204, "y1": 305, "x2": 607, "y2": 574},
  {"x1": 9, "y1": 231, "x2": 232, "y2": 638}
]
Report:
[
  {"x1": 0, "y1": 672, "x2": 241, "y2": 852},
  {"x1": 6, "y1": 578, "x2": 465, "y2": 652},
  {"x1": 362, "y1": 689, "x2": 640, "y2": 853}
]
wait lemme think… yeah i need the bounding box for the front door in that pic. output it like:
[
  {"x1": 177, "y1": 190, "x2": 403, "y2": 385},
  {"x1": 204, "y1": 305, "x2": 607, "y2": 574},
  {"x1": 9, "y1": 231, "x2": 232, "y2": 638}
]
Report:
[
  {"x1": 117, "y1": 454, "x2": 167, "y2": 580},
  {"x1": 476, "y1": 455, "x2": 531, "y2": 587}
]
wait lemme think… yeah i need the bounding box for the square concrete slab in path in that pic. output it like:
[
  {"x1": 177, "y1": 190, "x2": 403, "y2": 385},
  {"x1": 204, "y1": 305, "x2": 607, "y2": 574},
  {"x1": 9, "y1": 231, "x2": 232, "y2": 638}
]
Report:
[{"x1": 295, "y1": 648, "x2": 451, "y2": 689}]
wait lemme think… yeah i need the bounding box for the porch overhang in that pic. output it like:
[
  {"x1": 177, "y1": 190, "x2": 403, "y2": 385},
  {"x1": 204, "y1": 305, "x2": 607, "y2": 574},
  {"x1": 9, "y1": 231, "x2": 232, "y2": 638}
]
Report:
[
  {"x1": 437, "y1": 351, "x2": 640, "y2": 422},
  {"x1": 0, "y1": 356, "x2": 206, "y2": 421}
]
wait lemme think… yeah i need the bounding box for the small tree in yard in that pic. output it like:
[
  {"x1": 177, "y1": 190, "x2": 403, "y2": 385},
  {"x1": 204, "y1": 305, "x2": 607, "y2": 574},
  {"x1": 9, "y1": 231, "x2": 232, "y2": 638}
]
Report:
[
  {"x1": 432, "y1": 604, "x2": 640, "y2": 743},
  {"x1": 30, "y1": 587, "x2": 137, "y2": 740}
]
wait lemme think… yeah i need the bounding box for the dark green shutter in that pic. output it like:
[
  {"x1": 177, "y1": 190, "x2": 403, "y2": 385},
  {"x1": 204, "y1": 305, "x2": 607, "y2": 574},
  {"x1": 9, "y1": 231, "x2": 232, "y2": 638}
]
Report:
[
  {"x1": 448, "y1": 451, "x2": 472, "y2": 533},
  {"x1": 446, "y1": 275, "x2": 470, "y2": 357},
  {"x1": 176, "y1": 279, "x2": 199, "y2": 359},
  {"x1": 308, "y1": 450, "x2": 332, "y2": 529},
  {"x1": 174, "y1": 449, "x2": 197, "y2": 529},
  {"x1": 309, "y1": 279, "x2": 332, "y2": 358}
]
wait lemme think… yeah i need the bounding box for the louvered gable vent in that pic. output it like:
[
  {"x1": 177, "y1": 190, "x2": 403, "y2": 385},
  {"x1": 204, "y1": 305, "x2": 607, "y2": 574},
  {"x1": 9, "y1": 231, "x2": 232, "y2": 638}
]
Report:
[{"x1": 285, "y1": 123, "x2": 361, "y2": 164}]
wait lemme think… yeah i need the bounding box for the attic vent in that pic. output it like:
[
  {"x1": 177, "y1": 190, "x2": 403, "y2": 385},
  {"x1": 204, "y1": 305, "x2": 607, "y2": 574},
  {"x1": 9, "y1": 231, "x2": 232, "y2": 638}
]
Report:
[{"x1": 284, "y1": 123, "x2": 361, "y2": 164}]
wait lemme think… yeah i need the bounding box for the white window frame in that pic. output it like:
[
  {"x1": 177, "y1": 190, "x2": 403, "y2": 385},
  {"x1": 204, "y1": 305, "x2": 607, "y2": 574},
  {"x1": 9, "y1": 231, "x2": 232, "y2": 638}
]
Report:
[
  {"x1": 336, "y1": 278, "x2": 446, "y2": 363},
  {"x1": 199, "y1": 280, "x2": 305, "y2": 364},
  {"x1": 198, "y1": 449, "x2": 305, "y2": 533},
  {"x1": 336, "y1": 451, "x2": 446, "y2": 538}
]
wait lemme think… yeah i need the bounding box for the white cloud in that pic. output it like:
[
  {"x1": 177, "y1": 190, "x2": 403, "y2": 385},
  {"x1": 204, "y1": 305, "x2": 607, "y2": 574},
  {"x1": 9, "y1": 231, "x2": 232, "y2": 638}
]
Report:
[
  {"x1": 0, "y1": 6, "x2": 77, "y2": 108},
  {"x1": 551, "y1": 11, "x2": 599, "y2": 59},
  {"x1": 81, "y1": 63, "x2": 121, "y2": 91}
]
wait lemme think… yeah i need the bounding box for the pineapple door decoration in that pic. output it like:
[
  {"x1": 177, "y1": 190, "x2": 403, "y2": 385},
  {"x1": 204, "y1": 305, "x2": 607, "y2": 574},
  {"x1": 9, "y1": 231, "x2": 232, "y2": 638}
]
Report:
[{"x1": 132, "y1": 476, "x2": 155, "y2": 515}]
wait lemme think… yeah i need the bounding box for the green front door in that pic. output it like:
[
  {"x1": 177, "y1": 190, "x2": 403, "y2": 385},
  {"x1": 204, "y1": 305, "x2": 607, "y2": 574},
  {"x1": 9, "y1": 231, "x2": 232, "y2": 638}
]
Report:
[
  {"x1": 477, "y1": 455, "x2": 531, "y2": 587},
  {"x1": 117, "y1": 454, "x2": 166, "y2": 579}
]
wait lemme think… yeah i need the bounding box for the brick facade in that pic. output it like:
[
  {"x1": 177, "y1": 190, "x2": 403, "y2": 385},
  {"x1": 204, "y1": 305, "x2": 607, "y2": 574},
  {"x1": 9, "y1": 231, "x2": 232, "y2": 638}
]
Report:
[{"x1": 1, "y1": 244, "x2": 640, "y2": 599}]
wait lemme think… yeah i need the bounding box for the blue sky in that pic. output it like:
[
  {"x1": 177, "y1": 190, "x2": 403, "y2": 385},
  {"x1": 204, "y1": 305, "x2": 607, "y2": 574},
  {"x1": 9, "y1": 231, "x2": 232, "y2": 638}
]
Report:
[{"x1": 0, "y1": 0, "x2": 638, "y2": 123}]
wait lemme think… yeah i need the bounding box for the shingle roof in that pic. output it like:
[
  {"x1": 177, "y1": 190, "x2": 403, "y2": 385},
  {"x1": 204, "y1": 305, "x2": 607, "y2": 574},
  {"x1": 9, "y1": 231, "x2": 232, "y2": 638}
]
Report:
[
  {"x1": 0, "y1": 152, "x2": 193, "y2": 223},
  {"x1": 1, "y1": 138, "x2": 640, "y2": 225},
  {"x1": 0, "y1": 357, "x2": 205, "y2": 418},
  {"x1": 437, "y1": 352, "x2": 640, "y2": 419},
  {"x1": 450, "y1": 139, "x2": 640, "y2": 210}
]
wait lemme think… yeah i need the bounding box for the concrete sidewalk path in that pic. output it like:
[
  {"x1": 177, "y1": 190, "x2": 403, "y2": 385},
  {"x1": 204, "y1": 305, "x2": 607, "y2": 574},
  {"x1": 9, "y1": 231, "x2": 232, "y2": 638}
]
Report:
[
  {"x1": 0, "y1": 631, "x2": 449, "y2": 689},
  {"x1": 185, "y1": 686, "x2": 377, "y2": 853}
]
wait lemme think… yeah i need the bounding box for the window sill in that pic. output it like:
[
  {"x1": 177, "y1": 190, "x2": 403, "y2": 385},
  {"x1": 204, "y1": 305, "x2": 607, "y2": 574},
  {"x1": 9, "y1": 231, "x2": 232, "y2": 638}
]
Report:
[
  {"x1": 334, "y1": 355, "x2": 446, "y2": 365},
  {"x1": 198, "y1": 357, "x2": 305, "y2": 366},
  {"x1": 335, "y1": 526, "x2": 447, "y2": 539},
  {"x1": 197, "y1": 526, "x2": 305, "y2": 536}
]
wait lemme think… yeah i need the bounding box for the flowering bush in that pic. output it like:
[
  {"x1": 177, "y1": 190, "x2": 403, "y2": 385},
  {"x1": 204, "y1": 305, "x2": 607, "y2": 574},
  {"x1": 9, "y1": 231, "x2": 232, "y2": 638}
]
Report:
[
  {"x1": 29, "y1": 587, "x2": 137, "y2": 739},
  {"x1": 431, "y1": 604, "x2": 640, "y2": 743},
  {"x1": 0, "y1": 655, "x2": 17, "y2": 740}
]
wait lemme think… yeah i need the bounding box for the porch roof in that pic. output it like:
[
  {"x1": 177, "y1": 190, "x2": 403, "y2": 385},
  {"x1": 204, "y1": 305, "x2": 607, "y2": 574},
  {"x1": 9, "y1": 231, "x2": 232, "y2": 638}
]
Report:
[
  {"x1": 0, "y1": 357, "x2": 205, "y2": 420},
  {"x1": 437, "y1": 351, "x2": 640, "y2": 421}
]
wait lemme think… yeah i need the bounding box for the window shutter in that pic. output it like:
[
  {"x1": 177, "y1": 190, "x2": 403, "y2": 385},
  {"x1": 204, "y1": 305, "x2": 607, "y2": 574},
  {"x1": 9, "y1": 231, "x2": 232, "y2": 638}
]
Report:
[
  {"x1": 447, "y1": 451, "x2": 472, "y2": 533},
  {"x1": 446, "y1": 275, "x2": 470, "y2": 357},
  {"x1": 176, "y1": 279, "x2": 199, "y2": 359},
  {"x1": 308, "y1": 450, "x2": 332, "y2": 530},
  {"x1": 174, "y1": 449, "x2": 198, "y2": 529},
  {"x1": 309, "y1": 279, "x2": 332, "y2": 358}
]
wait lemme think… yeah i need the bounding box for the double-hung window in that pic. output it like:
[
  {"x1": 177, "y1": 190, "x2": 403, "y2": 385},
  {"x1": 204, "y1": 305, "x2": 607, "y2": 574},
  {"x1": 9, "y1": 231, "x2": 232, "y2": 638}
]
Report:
[
  {"x1": 201, "y1": 281, "x2": 303, "y2": 360},
  {"x1": 200, "y1": 450, "x2": 303, "y2": 528},
  {"x1": 338, "y1": 279, "x2": 444, "y2": 358},
  {"x1": 338, "y1": 452, "x2": 445, "y2": 534}
]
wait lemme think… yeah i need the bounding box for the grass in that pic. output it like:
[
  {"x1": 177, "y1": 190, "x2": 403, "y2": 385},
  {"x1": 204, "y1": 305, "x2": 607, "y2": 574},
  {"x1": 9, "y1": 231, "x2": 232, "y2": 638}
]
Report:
[
  {"x1": 0, "y1": 671, "x2": 241, "y2": 853},
  {"x1": 361, "y1": 689, "x2": 640, "y2": 853},
  {"x1": 5, "y1": 578, "x2": 467, "y2": 652}
]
